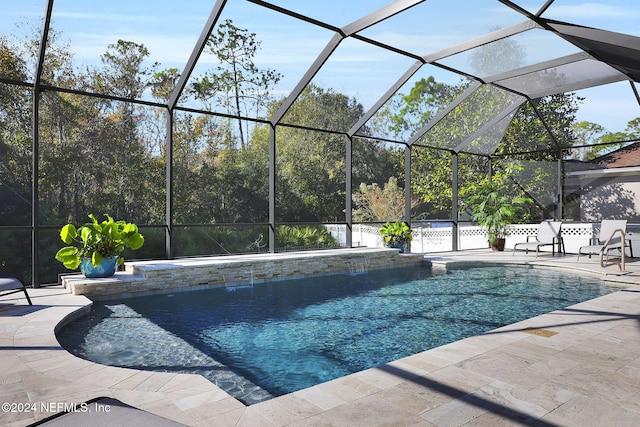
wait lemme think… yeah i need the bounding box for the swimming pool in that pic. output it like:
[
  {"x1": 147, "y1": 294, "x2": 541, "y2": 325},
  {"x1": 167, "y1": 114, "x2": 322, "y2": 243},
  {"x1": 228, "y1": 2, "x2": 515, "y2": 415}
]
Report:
[{"x1": 56, "y1": 264, "x2": 618, "y2": 405}]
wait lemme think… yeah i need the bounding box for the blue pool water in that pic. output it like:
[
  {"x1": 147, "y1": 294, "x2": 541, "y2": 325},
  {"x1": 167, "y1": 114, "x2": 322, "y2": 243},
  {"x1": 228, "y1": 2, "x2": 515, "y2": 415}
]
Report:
[{"x1": 56, "y1": 264, "x2": 618, "y2": 405}]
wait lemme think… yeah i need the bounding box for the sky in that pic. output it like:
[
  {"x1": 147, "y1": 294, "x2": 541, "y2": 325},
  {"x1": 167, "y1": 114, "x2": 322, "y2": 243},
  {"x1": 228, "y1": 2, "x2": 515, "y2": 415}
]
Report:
[{"x1": 2, "y1": 0, "x2": 640, "y2": 134}]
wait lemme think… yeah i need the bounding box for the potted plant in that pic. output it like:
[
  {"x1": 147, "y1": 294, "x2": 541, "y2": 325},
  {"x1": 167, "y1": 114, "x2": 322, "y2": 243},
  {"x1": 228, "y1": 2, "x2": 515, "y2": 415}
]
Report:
[
  {"x1": 55, "y1": 214, "x2": 145, "y2": 278},
  {"x1": 467, "y1": 183, "x2": 532, "y2": 251},
  {"x1": 379, "y1": 221, "x2": 413, "y2": 253}
]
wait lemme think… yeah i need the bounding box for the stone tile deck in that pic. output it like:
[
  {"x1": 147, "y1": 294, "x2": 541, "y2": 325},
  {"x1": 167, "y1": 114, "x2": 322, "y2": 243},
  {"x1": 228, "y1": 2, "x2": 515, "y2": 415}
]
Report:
[{"x1": 2, "y1": 249, "x2": 640, "y2": 426}]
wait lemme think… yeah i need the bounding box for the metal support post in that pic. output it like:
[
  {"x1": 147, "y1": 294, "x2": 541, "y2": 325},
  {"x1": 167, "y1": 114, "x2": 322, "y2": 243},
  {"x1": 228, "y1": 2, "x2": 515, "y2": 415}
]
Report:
[{"x1": 452, "y1": 152, "x2": 459, "y2": 251}]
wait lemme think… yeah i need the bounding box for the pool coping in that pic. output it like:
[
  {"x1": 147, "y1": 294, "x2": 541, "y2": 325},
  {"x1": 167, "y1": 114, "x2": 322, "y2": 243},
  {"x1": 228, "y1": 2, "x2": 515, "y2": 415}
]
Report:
[{"x1": 3, "y1": 250, "x2": 640, "y2": 426}]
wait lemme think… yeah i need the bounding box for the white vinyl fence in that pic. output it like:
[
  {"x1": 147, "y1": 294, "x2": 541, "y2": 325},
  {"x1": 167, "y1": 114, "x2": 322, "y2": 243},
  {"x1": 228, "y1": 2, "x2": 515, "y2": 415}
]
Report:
[{"x1": 325, "y1": 222, "x2": 640, "y2": 255}]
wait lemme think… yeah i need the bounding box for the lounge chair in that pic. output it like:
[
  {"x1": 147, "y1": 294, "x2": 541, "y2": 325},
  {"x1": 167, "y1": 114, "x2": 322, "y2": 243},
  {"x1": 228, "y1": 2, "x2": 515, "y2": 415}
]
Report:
[
  {"x1": 512, "y1": 221, "x2": 564, "y2": 257},
  {"x1": 0, "y1": 277, "x2": 32, "y2": 305},
  {"x1": 578, "y1": 219, "x2": 632, "y2": 261}
]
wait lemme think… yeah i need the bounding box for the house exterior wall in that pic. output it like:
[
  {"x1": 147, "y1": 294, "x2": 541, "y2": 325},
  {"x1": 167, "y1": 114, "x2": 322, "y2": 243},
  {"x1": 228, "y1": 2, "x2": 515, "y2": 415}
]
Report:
[{"x1": 580, "y1": 175, "x2": 640, "y2": 222}]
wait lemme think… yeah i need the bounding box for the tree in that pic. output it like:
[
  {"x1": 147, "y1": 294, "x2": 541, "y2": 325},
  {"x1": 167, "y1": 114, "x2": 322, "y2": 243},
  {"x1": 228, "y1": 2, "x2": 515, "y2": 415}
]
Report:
[
  {"x1": 381, "y1": 77, "x2": 468, "y2": 216},
  {"x1": 0, "y1": 36, "x2": 32, "y2": 226},
  {"x1": 386, "y1": 76, "x2": 451, "y2": 140},
  {"x1": 570, "y1": 117, "x2": 640, "y2": 161},
  {"x1": 380, "y1": 72, "x2": 585, "y2": 220},
  {"x1": 569, "y1": 121, "x2": 606, "y2": 160},
  {"x1": 93, "y1": 39, "x2": 159, "y2": 99},
  {"x1": 32, "y1": 39, "x2": 166, "y2": 226},
  {"x1": 625, "y1": 117, "x2": 640, "y2": 138},
  {"x1": 150, "y1": 68, "x2": 180, "y2": 102},
  {"x1": 468, "y1": 29, "x2": 526, "y2": 76},
  {"x1": 88, "y1": 40, "x2": 164, "y2": 223},
  {"x1": 353, "y1": 177, "x2": 416, "y2": 222},
  {"x1": 261, "y1": 84, "x2": 398, "y2": 222},
  {"x1": 191, "y1": 19, "x2": 282, "y2": 148}
]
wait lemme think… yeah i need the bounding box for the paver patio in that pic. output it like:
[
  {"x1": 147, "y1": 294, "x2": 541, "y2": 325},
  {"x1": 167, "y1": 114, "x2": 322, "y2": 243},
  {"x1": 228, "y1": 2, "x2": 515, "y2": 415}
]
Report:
[{"x1": 2, "y1": 249, "x2": 640, "y2": 426}]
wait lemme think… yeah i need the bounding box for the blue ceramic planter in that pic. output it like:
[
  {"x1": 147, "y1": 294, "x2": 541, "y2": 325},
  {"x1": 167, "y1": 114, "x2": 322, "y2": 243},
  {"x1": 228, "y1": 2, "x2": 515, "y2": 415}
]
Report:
[
  {"x1": 385, "y1": 242, "x2": 407, "y2": 253},
  {"x1": 80, "y1": 256, "x2": 119, "y2": 278}
]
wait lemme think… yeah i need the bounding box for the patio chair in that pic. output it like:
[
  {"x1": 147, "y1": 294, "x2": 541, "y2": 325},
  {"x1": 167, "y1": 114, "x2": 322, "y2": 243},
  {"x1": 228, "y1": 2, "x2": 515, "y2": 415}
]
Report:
[
  {"x1": 512, "y1": 221, "x2": 564, "y2": 257},
  {"x1": 577, "y1": 219, "x2": 632, "y2": 261},
  {"x1": 0, "y1": 277, "x2": 32, "y2": 305}
]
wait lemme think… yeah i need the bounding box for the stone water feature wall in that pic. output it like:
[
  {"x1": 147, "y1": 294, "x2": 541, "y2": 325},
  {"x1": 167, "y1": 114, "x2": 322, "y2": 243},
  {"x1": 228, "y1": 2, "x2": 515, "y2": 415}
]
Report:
[{"x1": 61, "y1": 248, "x2": 424, "y2": 300}]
